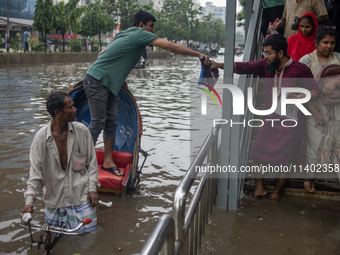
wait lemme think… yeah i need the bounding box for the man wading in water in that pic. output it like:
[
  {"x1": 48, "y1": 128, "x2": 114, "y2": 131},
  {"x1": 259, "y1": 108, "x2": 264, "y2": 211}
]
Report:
[{"x1": 22, "y1": 91, "x2": 99, "y2": 232}]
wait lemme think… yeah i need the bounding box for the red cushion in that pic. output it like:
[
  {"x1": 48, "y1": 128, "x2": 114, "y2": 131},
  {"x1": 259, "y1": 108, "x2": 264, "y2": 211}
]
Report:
[
  {"x1": 95, "y1": 149, "x2": 133, "y2": 167},
  {"x1": 96, "y1": 149, "x2": 134, "y2": 191}
]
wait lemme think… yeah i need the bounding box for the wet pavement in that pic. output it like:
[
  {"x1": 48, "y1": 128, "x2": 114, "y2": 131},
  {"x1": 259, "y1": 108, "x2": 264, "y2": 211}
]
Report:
[{"x1": 201, "y1": 193, "x2": 340, "y2": 255}]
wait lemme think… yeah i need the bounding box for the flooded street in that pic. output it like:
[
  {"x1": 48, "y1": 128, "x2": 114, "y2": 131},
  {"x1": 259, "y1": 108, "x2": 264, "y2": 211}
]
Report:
[
  {"x1": 0, "y1": 55, "x2": 228, "y2": 254},
  {"x1": 1, "y1": 54, "x2": 340, "y2": 255}
]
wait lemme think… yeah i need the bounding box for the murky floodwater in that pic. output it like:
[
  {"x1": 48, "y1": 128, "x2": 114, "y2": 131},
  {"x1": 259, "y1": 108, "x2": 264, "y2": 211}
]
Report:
[
  {"x1": 2, "y1": 54, "x2": 340, "y2": 255},
  {"x1": 0, "y1": 55, "x2": 231, "y2": 255}
]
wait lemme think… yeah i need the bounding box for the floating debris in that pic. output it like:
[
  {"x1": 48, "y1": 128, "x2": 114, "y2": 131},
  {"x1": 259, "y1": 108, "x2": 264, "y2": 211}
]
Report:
[
  {"x1": 114, "y1": 245, "x2": 122, "y2": 251},
  {"x1": 98, "y1": 200, "x2": 112, "y2": 207}
]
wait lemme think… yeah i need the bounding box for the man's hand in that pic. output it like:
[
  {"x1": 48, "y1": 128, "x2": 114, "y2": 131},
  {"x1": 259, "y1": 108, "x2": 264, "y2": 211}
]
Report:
[
  {"x1": 21, "y1": 205, "x2": 34, "y2": 214},
  {"x1": 87, "y1": 191, "x2": 99, "y2": 207},
  {"x1": 313, "y1": 107, "x2": 325, "y2": 126},
  {"x1": 323, "y1": 80, "x2": 338, "y2": 95},
  {"x1": 210, "y1": 60, "x2": 224, "y2": 70},
  {"x1": 200, "y1": 54, "x2": 210, "y2": 66}
]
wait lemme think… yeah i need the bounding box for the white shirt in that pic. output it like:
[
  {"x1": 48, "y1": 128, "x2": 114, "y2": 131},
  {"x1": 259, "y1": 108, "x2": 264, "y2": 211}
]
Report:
[{"x1": 25, "y1": 121, "x2": 100, "y2": 208}]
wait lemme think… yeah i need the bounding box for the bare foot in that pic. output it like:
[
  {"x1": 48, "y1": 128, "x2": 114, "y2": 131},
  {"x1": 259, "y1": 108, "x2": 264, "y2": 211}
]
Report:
[
  {"x1": 102, "y1": 162, "x2": 124, "y2": 175},
  {"x1": 304, "y1": 179, "x2": 316, "y2": 193},
  {"x1": 253, "y1": 188, "x2": 268, "y2": 199},
  {"x1": 269, "y1": 193, "x2": 280, "y2": 200}
]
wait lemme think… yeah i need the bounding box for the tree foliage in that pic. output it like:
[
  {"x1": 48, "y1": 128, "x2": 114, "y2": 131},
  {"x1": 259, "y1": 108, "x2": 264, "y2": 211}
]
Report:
[
  {"x1": 68, "y1": 39, "x2": 82, "y2": 52},
  {"x1": 153, "y1": 0, "x2": 224, "y2": 45},
  {"x1": 106, "y1": 0, "x2": 153, "y2": 30},
  {"x1": 156, "y1": 0, "x2": 201, "y2": 42},
  {"x1": 79, "y1": 2, "x2": 116, "y2": 51},
  {"x1": 11, "y1": 33, "x2": 21, "y2": 52},
  {"x1": 236, "y1": 0, "x2": 246, "y2": 27},
  {"x1": 54, "y1": 0, "x2": 85, "y2": 52},
  {"x1": 33, "y1": 0, "x2": 54, "y2": 52},
  {"x1": 31, "y1": 0, "x2": 229, "y2": 52}
]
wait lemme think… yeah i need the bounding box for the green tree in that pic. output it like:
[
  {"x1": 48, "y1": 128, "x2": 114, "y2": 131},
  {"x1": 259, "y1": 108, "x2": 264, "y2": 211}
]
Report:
[
  {"x1": 53, "y1": 38, "x2": 61, "y2": 51},
  {"x1": 110, "y1": 0, "x2": 153, "y2": 30},
  {"x1": 236, "y1": 0, "x2": 246, "y2": 27},
  {"x1": 33, "y1": 0, "x2": 55, "y2": 52},
  {"x1": 157, "y1": 0, "x2": 200, "y2": 42},
  {"x1": 68, "y1": 38, "x2": 82, "y2": 52},
  {"x1": 30, "y1": 37, "x2": 45, "y2": 52},
  {"x1": 79, "y1": 2, "x2": 115, "y2": 51},
  {"x1": 11, "y1": 33, "x2": 21, "y2": 52},
  {"x1": 54, "y1": 0, "x2": 85, "y2": 52},
  {"x1": 210, "y1": 19, "x2": 225, "y2": 46},
  {"x1": 235, "y1": 31, "x2": 245, "y2": 43}
]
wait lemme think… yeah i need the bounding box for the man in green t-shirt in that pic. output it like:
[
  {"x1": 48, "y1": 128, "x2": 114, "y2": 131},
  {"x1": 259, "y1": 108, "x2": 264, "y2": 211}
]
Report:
[{"x1": 83, "y1": 10, "x2": 209, "y2": 176}]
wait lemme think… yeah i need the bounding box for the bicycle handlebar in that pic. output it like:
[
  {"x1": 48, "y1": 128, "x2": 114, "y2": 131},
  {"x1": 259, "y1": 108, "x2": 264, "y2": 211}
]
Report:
[{"x1": 21, "y1": 212, "x2": 92, "y2": 235}]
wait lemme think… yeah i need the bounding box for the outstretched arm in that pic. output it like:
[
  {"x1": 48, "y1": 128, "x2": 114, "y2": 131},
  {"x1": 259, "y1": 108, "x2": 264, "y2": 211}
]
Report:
[
  {"x1": 151, "y1": 38, "x2": 209, "y2": 60},
  {"x1": 211, "y1": 60, "x2": 224, "y2": 69}
]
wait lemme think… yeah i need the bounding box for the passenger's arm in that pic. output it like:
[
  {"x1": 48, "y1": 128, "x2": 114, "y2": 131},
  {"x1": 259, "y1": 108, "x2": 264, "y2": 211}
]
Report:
[
  {"x1": 306, "y1": 101, "x2": 324, "y2": 126},
  {"x1": 276, "y1": 17, "x2": 286, "y2": 30},
  {"x1": 323, "y1": 79, "x2": 340, "y2": 95},
  {"x1": 211, "y1": 60, "x2": 224, "y2": 69}
]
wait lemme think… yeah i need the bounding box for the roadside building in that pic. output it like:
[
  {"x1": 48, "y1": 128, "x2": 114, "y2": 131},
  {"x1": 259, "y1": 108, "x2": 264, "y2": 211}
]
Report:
[
  {"x1": 199, "y1": 2, "x2": 226, "y2": 24},
  {"x1": 0, "y1": 0, "x2": 35, "y2": 48}
]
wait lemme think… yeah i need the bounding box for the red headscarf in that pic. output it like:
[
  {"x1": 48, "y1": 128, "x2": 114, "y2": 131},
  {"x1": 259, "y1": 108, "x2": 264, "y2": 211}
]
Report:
[{"x1": 287, "y1": 12, "x2": 318, "y2": 62}]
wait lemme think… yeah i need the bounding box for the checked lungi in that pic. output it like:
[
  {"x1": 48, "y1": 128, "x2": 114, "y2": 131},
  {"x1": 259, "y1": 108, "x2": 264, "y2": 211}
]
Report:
[{"x1": 45, "y1": 202, "x2": 97, "y2": 233}]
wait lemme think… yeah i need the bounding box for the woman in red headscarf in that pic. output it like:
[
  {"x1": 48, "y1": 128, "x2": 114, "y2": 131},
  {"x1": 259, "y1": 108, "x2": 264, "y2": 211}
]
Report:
[{"x1": 287, "y1": 12, "x2": 318, "y2": 62}]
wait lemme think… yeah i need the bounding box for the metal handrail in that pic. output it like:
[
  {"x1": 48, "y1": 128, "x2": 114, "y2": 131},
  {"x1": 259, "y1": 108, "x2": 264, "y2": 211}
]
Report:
[
  {"x1": 173, "y1": 125, "x2": 220, "y2": 254},
  {"x1": 139, "y1": 214, "x2": 175, "y2": 255},
  {"x1": 139, "y1": 0, "x2": 263, "y2": 253}
]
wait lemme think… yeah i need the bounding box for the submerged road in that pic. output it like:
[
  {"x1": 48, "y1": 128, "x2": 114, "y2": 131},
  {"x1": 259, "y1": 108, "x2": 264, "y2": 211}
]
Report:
[{"x1": 0, "y1": 55, "x2": 230, "y2": 254}]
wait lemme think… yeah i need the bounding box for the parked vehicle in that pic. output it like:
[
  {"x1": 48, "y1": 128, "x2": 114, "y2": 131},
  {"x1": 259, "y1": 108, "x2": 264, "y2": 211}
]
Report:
[
  {"x1": 195, "y1": 44, "x2": 206, "y2": 54},
  {"x1": 235, "y1": 43, "x2": 244, "y2": 54},
  {"x1": 218, "y1": 47, "x2": 225, "y2": 55},
  {"x1": 210, "y1": 49, "x2": 218, "y2": 57}
]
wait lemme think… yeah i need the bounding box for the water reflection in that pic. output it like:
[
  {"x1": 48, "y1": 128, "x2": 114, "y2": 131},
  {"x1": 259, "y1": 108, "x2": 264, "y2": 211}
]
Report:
[{"x1": 0, "y1": 55, "x2": 233, "y2": 254}]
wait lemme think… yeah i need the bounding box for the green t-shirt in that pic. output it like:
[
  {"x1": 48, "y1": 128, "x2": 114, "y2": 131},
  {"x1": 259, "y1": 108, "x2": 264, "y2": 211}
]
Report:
[
  {"x1": 87, "y1": 27, "x2": 158, "y2": 96},
  {"x1": 262, "y1": 0, "x2": 286, "y2": 9}
]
